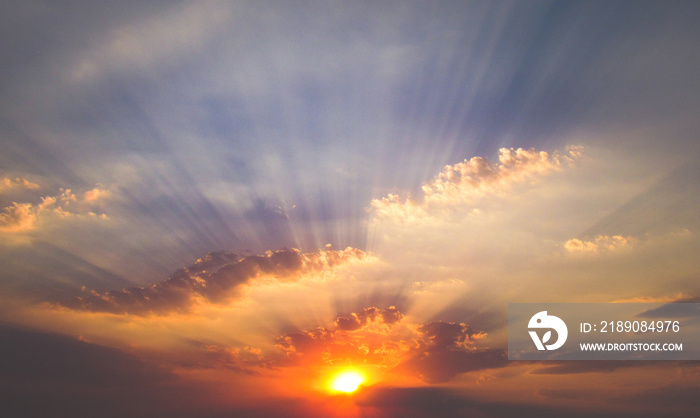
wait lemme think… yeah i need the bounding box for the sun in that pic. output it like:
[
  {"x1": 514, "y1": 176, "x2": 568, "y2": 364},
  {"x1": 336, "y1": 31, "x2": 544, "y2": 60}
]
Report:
[{"x1": 329, "y1": 370, "x2": 365, "y2": 393}]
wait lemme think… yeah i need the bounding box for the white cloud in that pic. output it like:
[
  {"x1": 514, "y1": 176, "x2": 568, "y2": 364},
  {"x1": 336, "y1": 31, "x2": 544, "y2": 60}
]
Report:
[
  {"x1": 423, "y1": 147, "x2": 579, "y2": 200},
  {"x1": 371, "y1": 146, "x2": 582, "y2": 222}
]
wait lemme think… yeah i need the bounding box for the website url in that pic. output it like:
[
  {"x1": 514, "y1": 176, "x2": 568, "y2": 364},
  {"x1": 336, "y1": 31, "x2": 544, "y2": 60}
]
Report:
[{"x1": 580, "y1": 342, "x2": 683, "y2": 352}]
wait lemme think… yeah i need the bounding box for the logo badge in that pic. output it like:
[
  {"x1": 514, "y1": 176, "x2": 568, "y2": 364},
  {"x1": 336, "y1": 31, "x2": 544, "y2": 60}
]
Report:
[{"x1": 528, "y1": 311, "x2": 568, "y2": 350}]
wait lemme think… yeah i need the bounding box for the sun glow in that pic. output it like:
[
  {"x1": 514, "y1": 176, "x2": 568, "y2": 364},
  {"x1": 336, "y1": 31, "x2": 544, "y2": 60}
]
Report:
[{"x1": 329, "y1": 370, "x2": 365, "y2": 393}]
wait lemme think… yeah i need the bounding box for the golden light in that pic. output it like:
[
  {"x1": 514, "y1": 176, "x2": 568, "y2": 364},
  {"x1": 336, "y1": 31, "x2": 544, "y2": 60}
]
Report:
[{"x1": 329, "y1": 370, "x2": 365, "y2": 393}]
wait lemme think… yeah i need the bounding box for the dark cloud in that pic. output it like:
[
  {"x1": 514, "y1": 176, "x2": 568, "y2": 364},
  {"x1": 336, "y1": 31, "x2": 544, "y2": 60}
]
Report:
[
  {"x1": 637, "y1": 297, "x2": 700, "y2": 319},
  {"x1": 0, "y1": 241, "x2": 134, "y2": 299},
  {"x1": 166, "y1": 343, "x2": 271, "y2": 376},
  {"x1": 396, "y1": 321, "x2": 507, "y2": 383},
  {"x1": 530, "y1": 361, "x2": 646, "y2": 375},
  {"x1": 354, "y1": 386, "x2": 481, "y2": 417},
  {"x1": 535, "y1": 379, "x2": 700, "y2": 417},
  {"x1": 529, "y1": 359, "x2": 700, "y2": 376},
  {"x1": 401, "y1": 347, "x2": 506, "y2": 384},
  {"x1": 3, "y1": 323, "x2": 692, "y2": 418},
  {"x1": 334, "y1": 306, "x2": 403, "y2": 331},
  {"x1": 353, "y1": 385, "x2": 665, "y2": 418},
  {"x1": 62, "y1": 247, "x2": 366, "y2": 315},
  {"x1": 616, "y1": 382, "x2": 700, "y2": 411},
  {"x1": 0, "y1": 324, "x2": 201, "y2": 418}
]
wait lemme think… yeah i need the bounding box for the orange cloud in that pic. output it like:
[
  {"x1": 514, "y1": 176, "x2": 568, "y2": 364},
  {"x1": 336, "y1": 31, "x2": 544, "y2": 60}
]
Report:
[
  {"x1": 564, "y1": 235, "x2": 636, "y2": 254},
  {"x1": 0, "y1": 177, "x2": 39, "y2": 192},
  {"x1": 563, "y1": 230, "x2": 692, "y2": 256},
  {"x1": 0, "y1": 202, "x2": 36, "y2": 232},
  {"x1": 0, "y1": 185, "x2": 111, "y2": 234},
  {"x1": 84, "y1": 187, "x2": 111, "y2": 202},
  {"x1": 275, "y1": 307, "x2": 506, "y2": 383}
]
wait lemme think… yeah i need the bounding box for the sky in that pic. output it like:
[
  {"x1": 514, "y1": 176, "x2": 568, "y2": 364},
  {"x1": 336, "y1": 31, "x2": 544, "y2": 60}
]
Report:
[{"x1": 1, "y1": 1, "x2": 699, "y2": 416}]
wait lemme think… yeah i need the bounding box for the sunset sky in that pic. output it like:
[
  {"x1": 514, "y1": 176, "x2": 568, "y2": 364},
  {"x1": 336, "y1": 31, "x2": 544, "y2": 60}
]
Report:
[{"x1": 1, "y1": 1, "x2": 700, "y2": 417}]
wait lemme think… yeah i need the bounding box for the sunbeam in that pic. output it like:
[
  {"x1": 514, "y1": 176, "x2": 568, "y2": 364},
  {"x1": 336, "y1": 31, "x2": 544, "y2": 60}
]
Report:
[{"x1": 1, "y1": 1, "x2": 700, "y2": 417}]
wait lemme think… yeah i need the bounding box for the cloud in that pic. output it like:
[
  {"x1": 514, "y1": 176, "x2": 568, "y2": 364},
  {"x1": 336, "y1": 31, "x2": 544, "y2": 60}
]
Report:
[
  {"x1": 197, "y1": 344, "x2": 269, "y2": 373},
  {"x1": 396, "y1": 322, "x2": 506, "y2": 383},
  {"x1": 63, "y1": 247, "x2": 367, "y2": 315},
  {"x1": 84, "y1": 187, "x2": 110, "y2": 202},
  {"x1": 636, "y1": 296, "x2": 700, "y2": 319},
  {"x1": 354, "y1": 386, "x2": 621, "y2": 418},
  {"x1": 564, "y1": 230, "x2": 692, "y2": 256},
  {"x1": 564, "y1": 235, "x2": 636, "y2": 255},
  {"x1": 611, "y1": 293, "x2": 692, "y2": 304},
  {"x1": 0, "y1": 325, "x2": 198, "y2": 418},
  {"x1": 0, "y1": 185, "x2": 111, "y2": 234},
  {"x1": 69, "y1": 1, "x2": 233, "y2": 82},
  {"x1": 275, "y1": 306, "x2": 506, "y2": 383},
  {"x1": 0, "y1": 177, "x2": 45, "y2": 232},
  {"x1": 371, "y1": 146, "x2": 582, "y2": 222},
  {"x1": 275, "y1": 306, "x2": 406, "y2": 366},
  {"x1": 423, "y1": 147, "x2": 582, "y2": 201},
  {"x1": 354, "y1": 386, "x2": 482, "y2": 417},
  {"x1": 334, "y1": 306, "x2": 404, "y2": 331},
  {"x1": 617, "y1": 382, "x2": 700, "y2": 411},
  {"x1": 0, "y1": 177, "x2": 39, "y2": 193},
  {"x1": 0, "y1": 202, "x2": 36, "y2": 233},
  {"x1": 529, "y1": 361, "x2": 647, "y2": 375}
]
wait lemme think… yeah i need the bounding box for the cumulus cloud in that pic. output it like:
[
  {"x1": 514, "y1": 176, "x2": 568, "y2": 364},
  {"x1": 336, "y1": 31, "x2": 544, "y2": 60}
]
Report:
[
  {"x1": 371, "y1": 146, "x2": 582, "y2": 221},
  {"x1": 0, "y1": 202, "x2": 36, "y2": 233},
  {"x1": 84, "y1": 187, "x2": 111, "y2": 202},
  {"x1": 63, "y1": 247, "x2": 367, "y2": 315},
  {"x1": 423, "y1": 147, "x2": 580, "y2": 200},
  {"x1": 564, "y1": 230, "x2": 692, "y2": 256},
  {"x1": 275, "y1": 306, "x2": 506, "y2": 383},
  {"x1": 276, "y1": 306, "x2": 411, "y2": 369},
  {"x1": 564, "y1": 235, "x2": 636, "y2": 255},
  {"x1": 0, "y1": 185, "x2": 111, "y2": 234},
  {"x1": 0, "y1": 177, "x2": 39, "y2": 193}
]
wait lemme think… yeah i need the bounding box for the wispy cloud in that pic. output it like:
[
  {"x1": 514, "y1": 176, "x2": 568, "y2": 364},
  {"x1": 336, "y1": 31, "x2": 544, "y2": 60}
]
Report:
[{"x1": 70, "y1": 1, "x2": 233, "y2": 83}]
